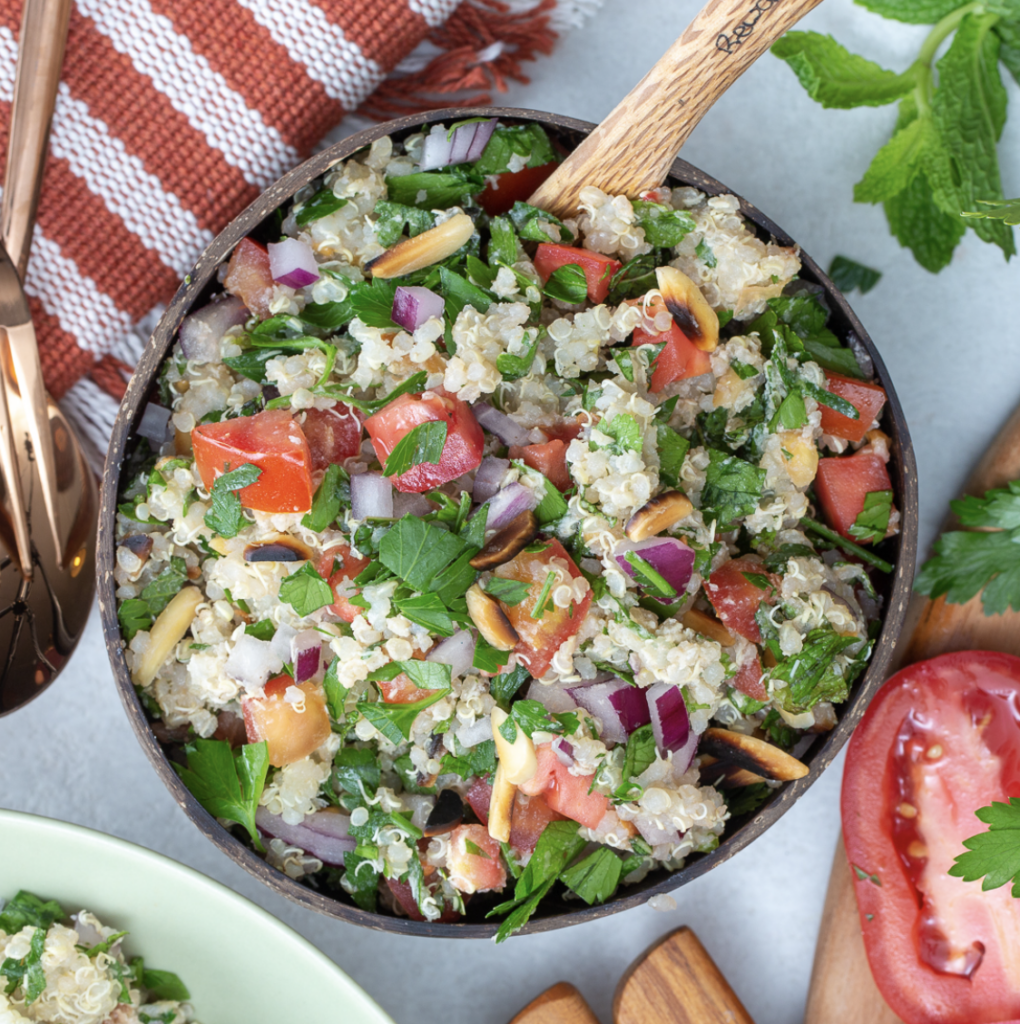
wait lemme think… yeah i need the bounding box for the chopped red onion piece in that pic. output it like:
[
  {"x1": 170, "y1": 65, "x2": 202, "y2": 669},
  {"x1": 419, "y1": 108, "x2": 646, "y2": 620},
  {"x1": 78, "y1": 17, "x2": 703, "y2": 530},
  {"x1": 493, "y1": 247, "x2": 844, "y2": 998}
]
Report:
[
  {"x1": 552, "y1": 736, "x2": 575, "y2": 766},
  {"x1": 485, "y1": 482, "x2": 538, "y2": 531},
  {"x1": 427, "y1": 630, "x2": 475, "y2": 679},
  {"x1": 464, "y1": 118, "x2": 499, "y2": 162},
  {"x1": 291, "y1": 630, "x2": 322, "y2": 683},
  {"x1": 454, "y1": 717, "x2": 494, "y2": 749},
  {"x1": 672, "y1": 728, "x2": 699, "y2": 776},
  {"x1": 179, "y1": 295, "x2": 248, "y2": 363},
  {"x1": 392, "y1": 285, "x2": 445, "y2": 332},
  {"x1": 448, "y1": 122, "x2": 478, "y2": 165},
  {"x1": 473, "y1": 457, "x2": 510, "y2": 503},
  {"x1": 647, "y1": 682, "x2": 692, "y2": 761},
  {"x1": 268, "y1": 237, "x2": 320, "y2": 288},
  {"x1": 472, "y1": 403, "x2": 533, "y2": 447},
  {"x1": 615, "y1": 537, "x2": 695, "y2": 596},
  {"x1": 255, "y1": 808, "x2": 355, "y2": 866},
  {"x1": 568, "y1": 679, "x2": 649, "y2": 744},
  {"x1": 525, "y1": 680, "x2": 578, "y2": 714},
  {"x1": 393, "y1": 491, "x2": 434, "y2": 518},
  {"x1": 351, "y1": 472, "x2": 393, "y2": 520},
  {"x1": 419, "y1": 125, "x2": 454, "y2": 172},
  {"x1": 271, "y1": 622, "x2": 297, "y2": 665},
  {"x1": 419, "y1": 119, "x2": 500, "y2": 171},
  {"x1": 225, "y1": 634, "x2": 283, "y2": 692},
  {"x1": 138, "y1": 403, "x2": 172, "y2": 445}
]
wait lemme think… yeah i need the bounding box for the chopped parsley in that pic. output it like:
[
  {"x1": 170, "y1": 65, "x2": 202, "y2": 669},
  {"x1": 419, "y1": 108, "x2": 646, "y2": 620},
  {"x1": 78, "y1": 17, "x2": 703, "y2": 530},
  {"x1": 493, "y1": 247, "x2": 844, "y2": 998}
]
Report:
[
  {"x1": 278, "y1": 562, "x2": 334, "y2": 617},
  {"x1": 205, "y1": 462, "x2": 262, "y2": 538},
  {"x1": 383, "y1": 420, "x2": 448, "y2": 478}
]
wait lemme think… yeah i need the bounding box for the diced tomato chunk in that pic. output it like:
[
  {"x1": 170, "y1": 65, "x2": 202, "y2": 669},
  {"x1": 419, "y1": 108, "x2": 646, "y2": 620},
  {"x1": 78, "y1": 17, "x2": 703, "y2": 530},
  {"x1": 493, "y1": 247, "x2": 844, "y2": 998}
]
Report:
[
  {"x1": 630, "y1": 294, "x2": 711, "y2": 391},
  {"x1": 317, "y1": 544, "x2": 371, "y2": 623},
  {"x1": 364, "y1": 390, "x2": 484, "y2": 493},
  {"x1": 385, "y1": 875, "x2": 461, "y2": 922},
  {"x1": 192, "y1": 408, "x2": 313, "y2": 513},
  {"x1": 820, "y1": 372, "x2": 887, "y2": 443},
  {"x1": 447, "y1": 824, "x2": 506, "y2": 894},
  {"x1": 224, "y1": 237, "x2": 274, "y2": 319},
  {"x1": 732, "y1": 649, "x2": 767, "y2": 702},
  {"x1": 493, "y1": 538, "x2": 591, "y2": 679},
  {"x1": 301, "y1": 403, "x2": 363, "y2": 472},
  {"x1": 477, "y1": 161, "x2": 559, "y2": 217},
  {"x1": 533, "y1": 243, "x2": 622, "y2": 304},
  {"x1": 815, "y1": 451, "x2": 894, "y2": 541},
  {"x1": 509, "y1": 791, "x2": 565, "y2": 854},
  {"x1": 541, "y1": 419, "x2": 582, "y2": 444},
  {"x1": 705, "y1": 556, "x2": 780, "y2": 645},
  {"x1": 508, "y1": 439, "x2": 572, "y2": 492},
  {"x1": 465, "y1": 775, "x2": 493, "y2": 826},
  {"x1": 242, "y1": 675, "x2": 332, "y2": 767},
  {"x1": 519, "y1": 744, "x2": 608, "y2": 830}
]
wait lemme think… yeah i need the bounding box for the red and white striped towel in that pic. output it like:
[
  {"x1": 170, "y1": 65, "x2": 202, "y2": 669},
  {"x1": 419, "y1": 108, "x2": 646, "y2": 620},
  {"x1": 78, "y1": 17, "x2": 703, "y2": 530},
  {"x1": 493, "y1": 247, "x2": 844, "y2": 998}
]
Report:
[{"x1": 0, "y1": 0, "x2": 599, "y2": 460}]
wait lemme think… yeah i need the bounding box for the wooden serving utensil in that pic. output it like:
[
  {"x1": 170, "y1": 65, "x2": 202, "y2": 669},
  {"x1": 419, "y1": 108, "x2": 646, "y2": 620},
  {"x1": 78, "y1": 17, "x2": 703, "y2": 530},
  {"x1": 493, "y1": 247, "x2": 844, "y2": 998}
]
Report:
[
  {"x1": 510, "y1": 927, "x2": 755, "y2": 1024},
  {"x1": 529, "y1": 0, "x2": 826, "y2": 218},
  {"x1": 804, "y1": 404, "x2": 1020, "y2": 1024}
]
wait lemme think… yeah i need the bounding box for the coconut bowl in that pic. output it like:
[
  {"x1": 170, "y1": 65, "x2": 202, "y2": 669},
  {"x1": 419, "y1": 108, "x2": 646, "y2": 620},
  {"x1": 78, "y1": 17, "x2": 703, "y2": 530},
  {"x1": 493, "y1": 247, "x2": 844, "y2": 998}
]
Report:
[{"x1": 97, "y1": 106, "x2": 918, "y2": 937}]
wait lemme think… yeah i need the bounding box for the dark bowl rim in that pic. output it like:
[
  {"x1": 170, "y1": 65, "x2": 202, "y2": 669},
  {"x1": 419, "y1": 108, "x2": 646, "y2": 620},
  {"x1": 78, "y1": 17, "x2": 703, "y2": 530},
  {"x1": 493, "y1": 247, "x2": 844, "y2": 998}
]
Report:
[{"x1": 97, "y1": 105, "x2": 919, "y2": 938}]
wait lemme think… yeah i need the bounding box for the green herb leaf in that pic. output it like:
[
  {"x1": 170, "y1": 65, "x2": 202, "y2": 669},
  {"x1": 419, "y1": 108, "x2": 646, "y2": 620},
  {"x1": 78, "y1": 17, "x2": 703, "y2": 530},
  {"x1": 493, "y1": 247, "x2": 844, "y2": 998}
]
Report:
[
  {"x1": 343, "y1": 848, "x2": 381, "y2": 912},
  {"x1": 560, "y1": 847, "x2": 623, "y2": 905},
  {"x1": 508, "y1": 201, "x2": 571, "y2": 243},
  {"x1": 383, "y1": 420, "x2": 448, "y2": 478},
  {"x1": 615, "y1": 724, "x2": 656, "y2": 800},
  {"x1": 173, "y1": 739, "x2": 269, "y2": 851},
  {"x1": 631, "y1": 200, "x2": 696, "y2": 247},
  {"x1": 767, "y1": 626, "x2": 864, "y2": 714},
  {"x1": 473, "y1": 635, "x2": 512, "y2": 673},
  {"x1": 368, "y1": 659, "x2": 452, "y2": 691},
  {"x1": 855, "y1": 115, "x2": 935, "y2": 204},
  {"x1": 723, "y1": 782, "x2": 773, "y2": 816},
  {"x1": 801, "y1": 517, "x2": 894, "y2": 573},
  {"x1": 495, "y1": 329, "x2": 542, "y2": 381},
  {"x1": 543, "y1": 263, "x2": 588, "y2": 304},
  {"x1": 513, "y1": 461, "x2": 568, "y2": 525},
  {"x1": 0, "y1": 892, "x2": 64, "y2": 934},
  {"x1": 854, "y1": 0, "x2": 967, "y2": 23},
  {"x1": 657, "y1": 425, "x2": 690, "y2": 490},
  {"x1": 849, "y1": 489, "x2": 894, "y2": 544},
  {"x1": 488, "y1": 216, "x2": 519, "y2": 267},
  {"x1": 205, "y1": 462, "x2": 262, "y2": 538},
  {"x1": 302, "y1": 462, "x2": 349, "y2": 532},
  {"x1": 828, "y1": 256, "x2": 883, "y2": 294},
  {"x1": 483, "y1": 577, "x2": 533, "y2": 606},
  {"x1": 950, "y1": 798, "x2": 1020, "y2": 896},
  {"x1": 441, "y1": 739, "x2": 497, "y2": 779},
  {"x1": 392, "y1": 592, "x2": 455, "y2": 635},
  {"x1": 223, "y1": 347, "x2": 283, "y2": 384},
  {"x1": 141, "y1": 968, "x2": 190, "y2": 1002},
  {"x1": 1, "y1": 927, "x2": 47, "y2": 1003},
  {"x1": 489, "y1": 664, "x2": 531, "y2": 703},
  {"x1": 320, "y1": 371, "x2": 428, "y2": 416},
  {"x1": 356, "y1": 685, "x2": 450, "y2": 744},
  {"x1": 384, "y1": 169, "x2": 484, "y2": 209},
  {"x1": 333, "y1": 746, "x2": 381, "y2": 800},
  {"x1": 379, "y1": 515, "x2": 470, "y2": 592},
  {"x1": 439, "y1": 266, "x2": 491, "y2": 324},
  {"x1": 118, "y1": 597, "x2": 154, "y2": 641},
  {"x1": 295, "y1": 188, "x2": 347, "y2": 226},
  {"x1": 278, "y1": 561, "x2": 334, "y2": 617},
  {"x1": 701, "y1": 449, "x2": 766, "y2": 530},
  {"x1": 473, "y1": 124, "x2": 557, "y2": 175},
  {"x1": 372, "y1": 200, "x2": 436, "y2": 246},
  {"x1": 962, "y1": 196, "x2": 1020, "y2": 225}
]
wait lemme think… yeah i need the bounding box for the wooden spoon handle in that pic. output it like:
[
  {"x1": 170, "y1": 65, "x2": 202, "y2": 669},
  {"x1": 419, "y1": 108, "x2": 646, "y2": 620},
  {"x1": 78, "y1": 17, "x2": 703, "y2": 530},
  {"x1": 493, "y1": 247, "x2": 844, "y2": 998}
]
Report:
[{"x1": 528, "y1": 0, "x2": 825, "y2": 217}]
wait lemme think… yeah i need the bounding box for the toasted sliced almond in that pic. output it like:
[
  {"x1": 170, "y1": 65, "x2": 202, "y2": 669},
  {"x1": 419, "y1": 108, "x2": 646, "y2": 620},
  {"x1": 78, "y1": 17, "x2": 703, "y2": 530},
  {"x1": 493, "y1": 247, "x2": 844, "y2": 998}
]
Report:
[
  {"x1": 491, "y1": 706, "x2": 538, "y2": 785},
  {"x1": 469, "y1": 510, "x2": 538, "y2": 570},
  {"x1": 365, "y1": 213, "x2": 475, "y2": 279},
  {"x1": 466, "y1": 583, "x2": 519, "y2": 651},
  {"x1": 132, "y1": 586, "x2": 204, "y2": 688},
  {"x1": 487, "y1": 763, "x2": 515, "y2": 843},
  {"x1": 655, "y1": 265, "x2": 719, "y2": 352},
  {"x1": 700, "y1": 727, "x2": 809, "y2": 782},
  {"x1": 698, "y1": 754, "x2": 766, "y2": 788},
  {"x1": 681, "y1": 608, "x2": 735, "y2": 647},
  {"x1": 625, "y1": 490, "x2": 694, "y2": 541}
]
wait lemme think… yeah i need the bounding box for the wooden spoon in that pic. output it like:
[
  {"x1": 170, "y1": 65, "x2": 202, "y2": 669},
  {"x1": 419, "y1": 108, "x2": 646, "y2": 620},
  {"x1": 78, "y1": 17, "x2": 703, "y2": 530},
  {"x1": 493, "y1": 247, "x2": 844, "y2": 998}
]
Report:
[
  {"x1": 804, "y1": 404, "x2": 1020, "y2": 1023},
  {"x1": 529, "y1": 0, "x2": 826, "y2": 218},
  {"x1": 509, "y1": 926, "x2": 754, "y2": 1024}
]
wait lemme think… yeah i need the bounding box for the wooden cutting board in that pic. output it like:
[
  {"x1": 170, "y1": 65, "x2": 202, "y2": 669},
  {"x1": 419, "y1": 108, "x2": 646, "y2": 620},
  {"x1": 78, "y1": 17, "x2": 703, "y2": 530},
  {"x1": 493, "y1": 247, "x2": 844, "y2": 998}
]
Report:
[{"x1": 804, "y1": 404, "x2": 1020, "y2": 1024}]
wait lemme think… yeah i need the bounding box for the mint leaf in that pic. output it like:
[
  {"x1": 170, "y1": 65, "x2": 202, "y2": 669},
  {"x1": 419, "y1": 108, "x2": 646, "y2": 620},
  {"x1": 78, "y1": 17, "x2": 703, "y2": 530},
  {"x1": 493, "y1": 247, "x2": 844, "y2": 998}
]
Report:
[
  {"x1": 2, "y1": 926, "x2": 47, "y2": 1003},
  {"x1": 488, "y1": 216, "x2": 519, "y2": 267},
  {"x1": 828, "y1": 255, "x2": 883, "y2": 294},
  {"x1": 560, "y1": 847, "x2": 623, "y2": 905},
  {"x1": 496, "y1": 329, "x2": 542, "y2": 382},
  {"x1": 771, "y1": 32, "x2": 916, "y2": 108},
  {"x1": 356, "y1": 687, "x2": 450, "y2": 744},
  {"x1": 439, "y1": 266, "x2": 491, "y2": 323},
  {"x1": 855, "y1": 0, "x2": 971, "y2": 21},
  {"x1": 615, "y1": 724, "x2": 657, "y2": 800},
  {"x1": 962, "y1": 196, "x2": 1020, "y2": 225},
  {"x1": 205, "y1": 462, "x2": 262, "y2": 538},
  {"x1": 295, "y1": 188, "x2": 347, "y2": 226},
  {"x1": 279, "y1": 561, "x2": 334, "y2": 617},
  {"x1": 489, "y1": 664, "x2": 531, "y2": 703},
  {"x1": 508, "y1": 201, "x2": 572, "y2": 243},
  {"x1": 367, "y1": 659, "x2": 452, "y2": 691},
  {"x1": 118, "y1": 597, "x2": 153, "y2": 641},
  {"x1": 949, "y1": 798, "x2": 1020, "y2": 895},
  {"x1": 997, "y1": 18, "x2": 1020, "y2": 85},
  {"x1": 302, "y1": 462, "x2": 348, "y2": 532},
  {"x1": 0, "y1": 892, "x2": 63, "y2": 934},
  {"x1": 383, "y1": 420, "x2": 448, "y2": 478},
  {"x1": 854, "y1": 116, "x2": 934, "y2": 203},
  {"x1": 885, "y1": 161, "x2": 965, "y2": 272},
  {"x1": 441, "y1": 739, "x2": 497, "y2": 779},
  {"x1": 544, "y1": 263, "x2": 588, "y2": 304},
  {"x1": 173, "y1": 739, "x2": 269, "y2": 851},
  {"x1": 849, "y1": 489, "x2": 893, "y2": 544},
  {"x1": 473, "y1": 635, "x2": 512, "y2": 673},
  {"x1": 333, "y1": 746, "x2": 381, "y2": 799}
]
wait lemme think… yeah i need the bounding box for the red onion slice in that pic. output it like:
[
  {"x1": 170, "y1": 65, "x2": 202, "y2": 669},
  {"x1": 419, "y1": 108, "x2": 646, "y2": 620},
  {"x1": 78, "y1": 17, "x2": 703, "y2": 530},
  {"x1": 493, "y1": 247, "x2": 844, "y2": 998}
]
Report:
[
  {"x1": 268, "y1": 238, "x2": 319, "y2": 288},
  {"x1": 419, "y1": 125, "x2": 454, "y2": 172},
  {"x1": 485, "y1": 482, "x2": 539, "y2": 531},
  {"x1": 351, "y1": 472, "x2": 393, "y2": 520},
  {"x1": 427, "y1": 629, "x2": 475, "y2": 679},
  {"x1": 647, "y1": 682, "x2": 693, "y2": 764},
  {"x1": 179, "y1": 295, "x2": 248, "y2": 362},
  {"x1": 552, "y1": 736, "x2": 575, "y2": 766},
  {"x1": 419, "y1": 119, "x2": 500, "y2": 171},
  {"x1": 291, "y1": 630, "x2": 322, "y2": 683},
  {"x1": 567, "y1": 679, "x2": 650, "y2": 744},
  {"x1": 472, "y1": 403, "x2": 533, "y2": 447},
  {"x1": 225, "y1": 634, "x2": 284, "y2": 692},
  {"x1": 615, "y1": 537, "x2": 695, "y2": 596},
  {"x1": 473, "y1": 457, "x2": 510, "y2": 503},
  {"x1": 448, "y1": 122, "x2": 478, "y2": 165},
  {"x1": 392, "y1": 285, "x2": 445, "y2": 332},
  {"x1": 255, "y1": 808, "x2": 355, "y2": 866},
  {"x1": 464, "y1": 118, "x2": 499, "y2": 162},
  {"x1": 138, "y1": 403, "x2": 172, "y2": 445}
]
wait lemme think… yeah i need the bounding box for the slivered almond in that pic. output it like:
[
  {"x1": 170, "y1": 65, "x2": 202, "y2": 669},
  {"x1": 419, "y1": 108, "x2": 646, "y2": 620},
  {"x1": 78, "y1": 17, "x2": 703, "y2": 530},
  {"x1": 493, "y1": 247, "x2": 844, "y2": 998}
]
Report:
[
  {"x1": 487, "y1": 763, "x2": 515, "y2": 843},
  {"x1": 681, "y1": 608, "x2": 735, "y2": 647},
  {"x1": 491, "y1": 707, "x2": 538, "y2": 785},
  {"x1": 365, "y1": 213, "x2": 475, "y2": 279},
  {"x1": 466, "y1": 584, "x2": 519, "y2": 651},
  {"x1": 698, "y1": 754, "x2": 766, "y2": 788},
  {"x1": 132, "y1": 586, "x2": 204, "y2": 688},
  {"x1": 700, "y1": 727, "x2": 809, "y2": 782},
  {"x1": 624, "y1": 490, "x2": 694, "y2": 541},
  {"x1": 655, "y1": 265, "x2": 719, "y2": 352}
]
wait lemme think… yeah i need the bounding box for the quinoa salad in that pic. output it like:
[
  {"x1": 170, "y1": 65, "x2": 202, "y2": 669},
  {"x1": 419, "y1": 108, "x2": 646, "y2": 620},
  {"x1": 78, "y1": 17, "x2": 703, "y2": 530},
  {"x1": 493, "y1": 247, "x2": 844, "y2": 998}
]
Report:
[
  {"x1": 0, "y1": 890, "x2": 198, "y2": 1024},
  {"x1": 114, "y1": 119, "x2": 899, "y2": 937}
]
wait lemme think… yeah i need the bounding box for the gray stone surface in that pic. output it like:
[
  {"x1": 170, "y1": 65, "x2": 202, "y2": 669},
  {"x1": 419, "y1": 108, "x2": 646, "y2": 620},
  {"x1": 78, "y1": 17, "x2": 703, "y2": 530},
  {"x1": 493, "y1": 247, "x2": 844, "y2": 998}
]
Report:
[{"x1": 2, "y1": 0, "x2": 1018, "y2": 1020}]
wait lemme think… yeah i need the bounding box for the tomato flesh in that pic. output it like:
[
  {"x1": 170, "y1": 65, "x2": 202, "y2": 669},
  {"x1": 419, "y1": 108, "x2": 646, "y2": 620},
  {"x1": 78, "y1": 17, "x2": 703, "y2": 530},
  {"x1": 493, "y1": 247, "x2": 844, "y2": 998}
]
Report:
[
  {"x1": 842, "y1": 651, "x2": 1020, "y2": 1024},
  {"x1": 242, "y1": 675, "x2": 332, "y2": 767},
  {"x1": 509, "y1": 791, "x2": 565, "y2": 854},
  {"x1": 533, "y1": 243, "x2": 621, "y2": 304},
  {"x1": 732, "y1": 648, "x2": 766, "y2": 702},
  {"x1": 364, "y1": 390, "x2": 484, "y2": 493},
  {"x1": 815, "y1": 451, "x2": 893, "y2": 540},
  {"x1": 705, "y1": 556, "x2": 779, "y2": 645},
  {"x1": 317, "y1": 545, "x2": 371, "y2": 623},
  {"x1": 519, "y1": 743, "x2": 608, "y2": 830},
  {"x1": 492, "y1": 538, "x2": 591, "y2": 679},
  {"x1": 477, "y1": 161, "x2": 558, "y2": 216},
  {"x1": 465, "y1": 775, "x2": 492, "y2": 826},
  {"x1": 508, "y1": 439, "x2": 572, "y2": 492},
  {"x1": 301, "y1": 403, "x2": 363, "y2": 472},
  {"x1": 820, "y1": 372, "x2": 887, "y2": 443},
  {"x1": 630, "y1": 294, "x2": 712, "y2": 392},
  {"x1": 224, "y1": 237, "x2": 274, "y2": 320},
  {"x1": 447, "y1": 824, "x2": 507, "y2": 894},
  {"x1": 192, "y1": 408, "x2": 314, "y2": 513}
]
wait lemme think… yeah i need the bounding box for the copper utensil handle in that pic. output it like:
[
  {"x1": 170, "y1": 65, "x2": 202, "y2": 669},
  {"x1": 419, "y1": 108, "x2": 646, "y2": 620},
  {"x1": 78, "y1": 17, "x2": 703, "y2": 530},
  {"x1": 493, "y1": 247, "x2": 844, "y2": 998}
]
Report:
[
  {"x1": 1, "y1": 0, "x2": 72, "y2": 278},
  {"x1": 529, "y1": 0, "x2": 825, "y2": 218},
  {"x1": 0, "y1": 328, "x2": 32, "y2": 577}
]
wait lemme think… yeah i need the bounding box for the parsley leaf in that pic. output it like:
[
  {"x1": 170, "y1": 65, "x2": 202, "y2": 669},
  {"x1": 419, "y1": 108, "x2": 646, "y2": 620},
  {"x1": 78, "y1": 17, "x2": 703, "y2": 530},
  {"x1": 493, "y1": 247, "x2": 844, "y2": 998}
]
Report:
[
  {"x1": 701, "y1": 449, "x2": 766, "y2": 530},
  {"x1": 302, "y1": 463, "x2": 349, "y2": 532},
  {"x1": 489, "y1": 664, "x2": 531, "y2": 703},
  {"x1": 483, "y1": 577, "x2": 533, "y2": 606},
  {"x1": 2, "y1": 927, "x2": 47, "y2": 1003},
  {"x1": 0, "y1": 892, "x2": 64, "y2": 934},
  {"x1": 472, "y1": 124, "x2": 557, "y2": 176},
  {"x1": 367, "y1": 659, "x2": 452, "y2": 690},
  {"x1": 279, "y1": 562, "x2": 334, "y2": 617},
  {"x1": 657, "y1": 425, "x2": 690, "y2": 489},
  {"x1": 488, "y1": 216, "x2": 518, "y2": 267},
  {"x1": 473, "y1": 635, "x2": 512, "y2": 673},
  {"x1": 849, "y1": 489, "x2": 893, "y2": 544},
  {"x1": 544, "y1": 263, "x2": 588, "y2": 304},
  {"x1": 141, "y1": 968, "x2": 190, "y2": 1002},
  {"x1": 767, "y1": 626, "x2": 864, "y2": 714},
  {"x1": 508, "y1": 201, "x2": 571, "y2": 243},
  {"x1": 379, "y1": 516, "x2": 470, "y2": 592},
  {"x1": 332, "y1": 746, "x2": 381, "y2": 800},
  {"x1": 205, "y1": 462, "x2": 262, "y2": 538},
  {"x1": 631, "y1": 200, "x2": 695, "y2": 247},
  {"x1": 384, "y1": 169, "x2": 484, "y2": 209},
  {"x1": 441, "y1": 739, "x2": 497, "y2": 779},
  {"x1": 496, "y1": 329, "x2": 542, "y2": 382},
  {"x1": 828, "y1": 255, "x2": 882, "y2": 294},
  {"x1": 356, "y1": 681, "x2": 450, "y2": 744},
  {"x1": 615, "y1": 724, "x2": 657, "y2": 801},
  {"x1": 560, "y1": 847, "x2": 623, "y2": 905},
  {"x1": 950, "y1": 798, "x2": 1020, "y2": 896},
  {"x1": 295, "y1": 188, "x2": 347, "y2": 226},
  {"x1": 173, "y1": 739, "x2": 269, "y2": 851},
  {"x1": 372, "y1": 200, "x2": 436, "y2": 246},
  {"x1": 383, "y1": 420, "x2": 448, "y2": 478}
]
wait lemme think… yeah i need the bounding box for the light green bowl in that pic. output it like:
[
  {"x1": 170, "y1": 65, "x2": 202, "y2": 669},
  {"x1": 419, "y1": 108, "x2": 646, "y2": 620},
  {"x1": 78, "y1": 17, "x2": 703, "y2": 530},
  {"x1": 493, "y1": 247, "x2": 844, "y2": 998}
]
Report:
[{"x1": 0, "y1": 809, "x2": 392, "y2": 1024}]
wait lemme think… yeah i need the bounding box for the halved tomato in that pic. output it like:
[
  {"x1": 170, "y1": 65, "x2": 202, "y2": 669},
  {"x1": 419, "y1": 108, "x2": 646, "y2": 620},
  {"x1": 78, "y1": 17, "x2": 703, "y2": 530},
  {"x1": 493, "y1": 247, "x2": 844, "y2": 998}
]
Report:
[
  {"x1": 447, "y1": 824, "x2": 507, "y2": 894},
  {"x1": 224, "y1": 237, "x2": 274, "y2": 319},
  {"x1": 192, "y1": 408, "x2": 313, "y2": 513},
  {"x1": 815, "y1": 451, "x2": 894, "y2": 541},
  {"x1": 509, "y1": 790, "x2": 565, "y2": 854},
  {"x1": 820, "y1": 372, "x2": 887, "y2": 443},
  {"x1": 492, "y1": 538, "x2": 591, "y2": 679},
  {"x1": 477, "y1": 162, "x2": 558, "y2": 217},
  {"x1": 508, "y1": 439, "x2": 572, "y2": 492},
  {"x1": 242, "y1": 675, "x2": 332, "y2": 766},
  {"x1": 519, "y1": 743, "x2": 608, "y2": 830},
  {"x1": 843, "y1": 651, "x2": 1020, "y2": 1024},
  {"x1": 630, "y1": 294, "x2": 712, "y2": 392},
  {"x1": 301, "y1": 403, "x2": 363, "y2": 472},
  {"x1": 364, "y1": 390, "x2": 484, "y2": 493},
  {"x1": 705, "y1": 556, "x2": 780, "y2": 645},
  {"x1": 533, "y1": 243, "x2": 622, "y2": 304},
  {"x1": 316, "y1": 544, "x2": 371, "y2": 623}
]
